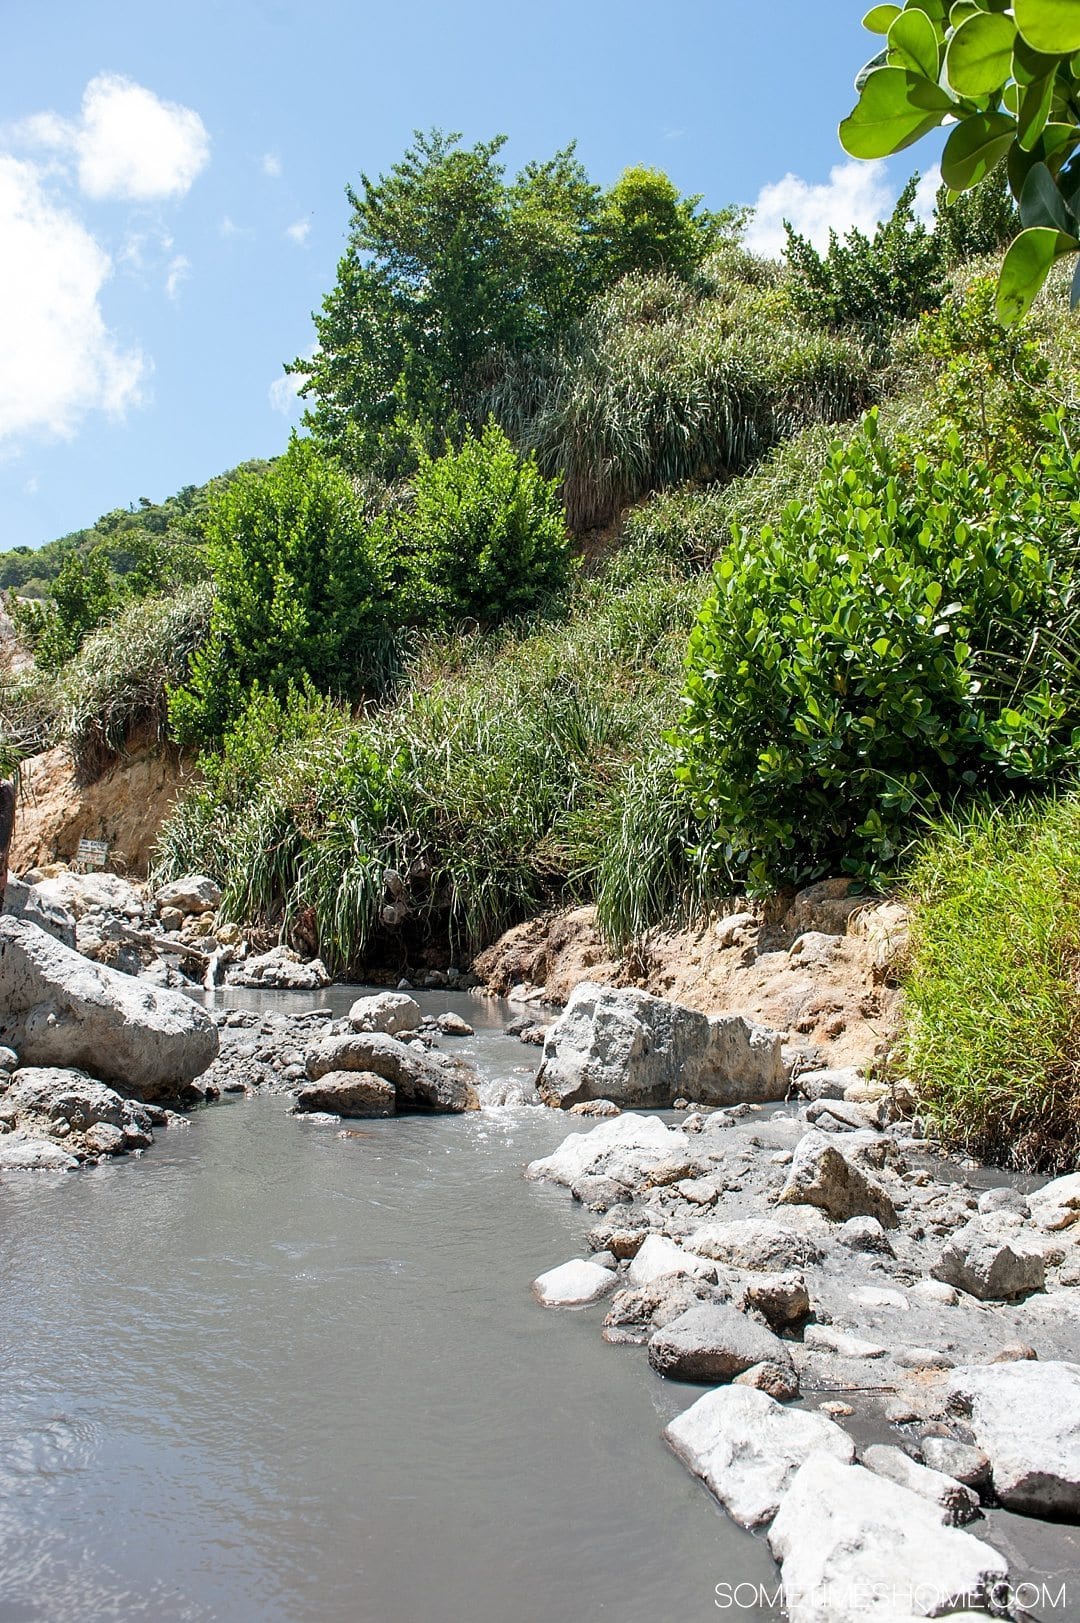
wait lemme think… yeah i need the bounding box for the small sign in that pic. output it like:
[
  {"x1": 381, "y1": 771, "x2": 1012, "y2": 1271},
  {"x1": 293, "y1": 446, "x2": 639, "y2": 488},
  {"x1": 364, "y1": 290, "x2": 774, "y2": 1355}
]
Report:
[{"x1": 76, "y1": 838, "x2": 109, "y2": 871}]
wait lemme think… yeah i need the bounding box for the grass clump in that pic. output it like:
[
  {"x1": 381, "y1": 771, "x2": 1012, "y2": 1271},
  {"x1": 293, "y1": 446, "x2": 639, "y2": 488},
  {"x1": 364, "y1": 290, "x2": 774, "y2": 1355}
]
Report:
[
  {"x1": 901, "y1": 797, "x2": 1080, "y2": 1170},
  {"x1": 59, "y1": 584, "x2": 212, "y2": 779}
]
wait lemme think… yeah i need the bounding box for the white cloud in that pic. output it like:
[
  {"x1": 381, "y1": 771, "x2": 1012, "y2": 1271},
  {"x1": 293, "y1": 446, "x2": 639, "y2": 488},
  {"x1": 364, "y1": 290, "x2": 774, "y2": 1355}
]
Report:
[
  {"x1": 262, "y1": 152, "x2": 282, "y2": 179},
  {"x1": 269, "y1": 369, "x2": 307, "y2": 416},
  {"x1": 0, "y1": 155, "x2": 145, "y2": 442},
  {"x1": 745, "y1": 160, "x2": 896, "y2": 259},
  {"x1": 165, "y1": 254, "x2": 191, "y2": 299},
  {"x1": 219, "y1": 213, "x2": 241, "y2": 237},
  {"x1": 914, "y1": 164, "x2": 942, "y2": 228},
  {"x1": 286, "y1": 217, "x2": 310, "y2": 246},
  {"x1": 24, "y1": 475, "x2": 38, "y2": 496},
  {"x1": 75, "y1": 73, "x2": 209, "y2": 201}
]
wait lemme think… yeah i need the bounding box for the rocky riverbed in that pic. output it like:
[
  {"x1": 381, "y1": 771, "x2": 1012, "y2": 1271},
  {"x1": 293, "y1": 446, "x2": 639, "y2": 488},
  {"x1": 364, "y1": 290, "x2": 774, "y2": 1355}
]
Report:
[
  {"x1": 1, "y1": 864, "x2": 1078, "y2": 1619},
  {"x1": 524, "y1": 993, "x2": 1080, "y2": 1619}
]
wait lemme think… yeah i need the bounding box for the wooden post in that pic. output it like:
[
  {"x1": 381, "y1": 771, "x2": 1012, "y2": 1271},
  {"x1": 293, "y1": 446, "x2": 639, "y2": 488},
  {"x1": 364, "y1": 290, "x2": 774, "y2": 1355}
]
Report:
[{"x1": 0, "y1": 780, "x2": 13, "y2": 909}]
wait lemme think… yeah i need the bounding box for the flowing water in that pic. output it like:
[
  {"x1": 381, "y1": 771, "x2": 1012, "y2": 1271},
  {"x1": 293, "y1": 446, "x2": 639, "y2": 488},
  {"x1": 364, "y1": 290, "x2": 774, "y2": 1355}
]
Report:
[{"x1": 0, "y1": 987, "x2": 784, "y2": 1622}]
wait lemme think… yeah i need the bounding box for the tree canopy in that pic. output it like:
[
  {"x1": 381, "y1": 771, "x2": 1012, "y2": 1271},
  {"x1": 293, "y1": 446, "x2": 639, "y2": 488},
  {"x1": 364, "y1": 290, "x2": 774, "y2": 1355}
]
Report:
[{"x1": 289, "y1": 130, "x2": 729, "y2": 477}]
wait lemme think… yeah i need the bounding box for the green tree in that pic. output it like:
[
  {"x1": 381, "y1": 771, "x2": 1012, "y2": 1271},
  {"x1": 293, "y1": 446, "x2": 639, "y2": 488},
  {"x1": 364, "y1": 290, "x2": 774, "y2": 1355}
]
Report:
[
  {"x1": 839, "y1": 0, "x2": 1080, "y2": 321},
  {"x1": 169, "y1": 439, "x2": 390, "y2": 745},
  {"x1": 289, "y1": 131, "x2": 728, "y2": 475},
  {"x1": 595, "y1": 166, "x2": 725, "y2": 281},
  {"x1": 10, "y1": 545, "x2": 117, "y2": 668},
  {"x1": 392, "y1": 419, "x2": 570, "y2": 627}
]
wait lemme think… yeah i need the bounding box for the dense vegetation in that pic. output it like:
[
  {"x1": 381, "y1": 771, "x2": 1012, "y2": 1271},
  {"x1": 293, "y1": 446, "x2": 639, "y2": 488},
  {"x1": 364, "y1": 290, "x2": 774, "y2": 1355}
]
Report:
[{"x1": 7, "y1": 88, "x2": 1080, "y2": 1164}]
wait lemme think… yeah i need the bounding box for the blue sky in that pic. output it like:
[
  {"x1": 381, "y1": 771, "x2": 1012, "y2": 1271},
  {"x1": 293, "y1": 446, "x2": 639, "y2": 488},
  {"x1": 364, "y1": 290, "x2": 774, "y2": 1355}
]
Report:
[{"x1": 0, "y1": 1, "x2": 938, "y2": 552}]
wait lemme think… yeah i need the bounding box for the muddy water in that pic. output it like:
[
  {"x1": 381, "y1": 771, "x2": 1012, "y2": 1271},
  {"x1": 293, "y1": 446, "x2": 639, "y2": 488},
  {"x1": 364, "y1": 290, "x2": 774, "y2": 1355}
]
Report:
[{"x1": 0, "y1": 987, "x2": 783, "y2": 1622}]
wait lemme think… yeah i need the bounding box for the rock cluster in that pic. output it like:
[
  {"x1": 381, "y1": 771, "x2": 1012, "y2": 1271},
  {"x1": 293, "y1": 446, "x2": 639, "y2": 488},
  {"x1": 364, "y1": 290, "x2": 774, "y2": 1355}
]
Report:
[{"x1": 528, "y1": 1085, "x2": 1080, "y2": 1609}]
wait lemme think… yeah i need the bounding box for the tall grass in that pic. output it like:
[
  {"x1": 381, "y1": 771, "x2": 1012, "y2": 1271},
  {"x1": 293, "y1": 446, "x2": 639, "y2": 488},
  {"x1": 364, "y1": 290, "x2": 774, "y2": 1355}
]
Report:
[
  {"x1": 58, "y1": 584, "x2": 213, "y2": 779},
  {"x1": 901, "y1": 796, "x2": 1080, "y2": 1170},
  {"x1": 155, "y1": 547, "x2": 709, "y2": 969},
  {"x1": 484, "y1": 257, "x2": 872, "y2": 531}
]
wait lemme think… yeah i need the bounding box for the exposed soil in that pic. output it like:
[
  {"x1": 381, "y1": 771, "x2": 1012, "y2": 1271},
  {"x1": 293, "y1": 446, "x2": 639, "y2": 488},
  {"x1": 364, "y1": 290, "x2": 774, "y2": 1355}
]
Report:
[
  {"x1": 10, "y1": 743, "x2": 197, "y2": 878},
  {"x1": 475, "y1": 881, "x2": 908, "y2": 1073}
]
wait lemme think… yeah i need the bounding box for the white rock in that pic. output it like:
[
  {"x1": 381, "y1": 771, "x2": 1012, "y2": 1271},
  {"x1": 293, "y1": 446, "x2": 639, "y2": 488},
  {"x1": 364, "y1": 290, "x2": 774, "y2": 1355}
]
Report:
[
  {"x1": 932, "y1": 1219, "x2": 1045, "y2": 1300},
  {"x1": 227, "y1": 945, "x2": 330, "y2": 991},
  {"x1": 911, "y1": 1279, "x2": 959, "y2": 1307},
  {"x1": 862, "y1": 1444, "x2": 980, "y2": 1526},
  {"x1": 626, "y1": 1234, "x2": 715, "y2": 1289},
  {"x1": 664, "y1": 1385, "x2": 854, "y2": 1528},
  {"x1": 532, "y1": 1258, "x2": 616, "y2": 1308},
  {"x1": 777, "y1": 1130, "x2": 898, "y2": 1227},
  {"x1": 0, "y1": 1132, "x2": 79, "y2": 1171},
  {"x1": 686, "y1": 1217, "x2": 823, "y2": 1272},
  {"x1": 347, "y1": 992, "x2": 422, "y2": 1035},
  {"x1": 1028, "y1": 1171, "x2": 1080, "y2": 1232},
  {"x1": 946, "y1": 1361, "x2": 1080, "y2": 1519},
  {"x1": 767, "y1": 1454, "x2": 1010, "y2": 1622},
  {"x1": 35, "y1": 871, "x2": 145, "y2": 921},
  {"x1": 525, "y1": 1114, "x2": 685, "y2": 1186},
  {"x1": 803, "y1": 1326, "x2": 887, "y2": 1360}
]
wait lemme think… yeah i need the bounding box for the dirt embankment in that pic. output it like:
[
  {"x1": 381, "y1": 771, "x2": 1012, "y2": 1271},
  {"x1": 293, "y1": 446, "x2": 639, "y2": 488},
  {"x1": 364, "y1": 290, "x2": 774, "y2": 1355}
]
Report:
[
  {"x1": 10, "y1": 745, "x2": 197, "y2": 878},
  {"x1": 475, "y1": 881, "x2": 908, "y2": 1072}
]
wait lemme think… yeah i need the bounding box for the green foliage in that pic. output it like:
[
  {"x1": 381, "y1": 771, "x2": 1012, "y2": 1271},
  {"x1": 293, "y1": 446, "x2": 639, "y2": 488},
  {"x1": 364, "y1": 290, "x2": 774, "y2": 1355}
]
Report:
[
  {"x1": 595, "y1": 166, "x2": 729, "y2": 281},
  {"x1": 168, "y1": 439, "x2": 392, "y2": 746},
  {"x1": 840, "y1": 1, "x2": 1080, "y2": 322},
  {"x1": 156, "y1": 546, "x2": 705, "y2": 968},
  {"x1": 934, "y1": 167, "x2": 1019, "y2": 266},
  {"x1": 673, "y1": 408, "x2": 1080, "y2": 890},
  {"x1": 901, "y1": 797, "x2": 1080, "y2": 1170},
  {"x1": 11, "y1": 545, "x2": 117, "y2": 668},
  {"x1": 293, "y1": 130, "x2": 739, "y2": 477},
  {"x1": 392, "y1": 420, "x2": 570, "y2": 627},
  {"x1": 785, "y1": 177, "x2": 945, "y2": 349},
  {"x1": 59, "y1": 585, "x2": 213, "y2": 779},
  {"x1": 488, "y1": 260, "x2": 871, "y2": 530}
]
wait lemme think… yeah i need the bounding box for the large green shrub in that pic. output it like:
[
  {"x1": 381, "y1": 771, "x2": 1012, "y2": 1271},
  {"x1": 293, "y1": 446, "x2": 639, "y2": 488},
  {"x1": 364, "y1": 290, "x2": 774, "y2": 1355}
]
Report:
[
  {"x1": 674, "y1": 409, "x2": 1080, "y2": 889},
  {"x1": 784, "y1": 178, "x2": 944, "y2": 352},
  {"x1": 169, "y1": 439, "x2": 391, "y2": 745},
  {"x1": 902, "y1": 798, "x2": 1080, "y2": 1170},
  {"x1": 392, "y1": 420, "x2": 570, "y2": 627}
]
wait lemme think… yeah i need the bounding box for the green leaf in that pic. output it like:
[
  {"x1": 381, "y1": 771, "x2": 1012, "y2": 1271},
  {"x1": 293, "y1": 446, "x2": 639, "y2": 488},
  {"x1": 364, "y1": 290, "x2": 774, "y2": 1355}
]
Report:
[
  {"x1": 941, "y1": 110, "x2": 1017, "y2": 188},
  {"x1": 840, "y1": 68, "x2": 955, "y2": 159},
  {"x1": 944, "y1": 11, "x2": 1017, "y2": 96},
  {"x1": 889, "y1": 7, "x2": 941, "y2": 76},
  {"x1": 1017, "y1": 69, "x2": 1057, "y2": 149},
  {"x1": 864, "y1": 4, "x2": 902, "y2": 33},
  {"x1": 1019, "y1": 160, "x2": 1077, "y2": 231},
  {"x1": 1015, "y1": 0, "x2": 1080, "y2": 54},
  {"x1": 996, "y1": 225, "x2": 1080, "y2": 323}
]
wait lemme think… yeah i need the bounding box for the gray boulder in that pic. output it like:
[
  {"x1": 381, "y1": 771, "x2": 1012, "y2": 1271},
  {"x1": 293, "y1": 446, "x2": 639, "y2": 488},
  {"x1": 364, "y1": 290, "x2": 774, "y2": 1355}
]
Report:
[
  {"x1": 0, "y1": 917, "x2": 217, "y2": 1098},
  {"x1": 154, "y1": 874, "x2": 221, "y2": 915},
  {"x1": 1027, "y1": 1170, "x2": 1080, "y2": 1232},
  {"x1": 687, "y1": 1217, "x2": 824, "y2": 1272},
  {"x1": 767, "y1": 1454, "x2": 1009, "y2": 1623},
  {"x1": 739, "y1": 1271, "x2": 810, "y2": 1329},
  {"x1": 794, "y1": 1067, "x2": 861, "y2": 1102},
  {"x1": 665, "y1": 1385, "x2": 854, "y2": 1528},
  {"x1": 626, "y1": 1234, "x2": 715, "y2": 1289},
  {"x1": 647, "y1": 1301, "x2": 790, "y2": 1383},
  {"x1": 347, "y1": 992, "x2": 421, "y2": 1035},
  {"x1": 777, "y1": 1130, "x2": 898, "y2": 1227},
  {"x1": 228, "y1": 946, "x2": 330, "y2": 991},
  {"x1": 946, "y1": 1361, "x2": 1080, "y2": 1519},
  {"x1": 305, "y1": 1030, "x2": 477, "y2": 1113},
  {"x1": 535, "y1": 982, "x2": 787, "y2": 1108},
  {"x1": 0, "y1": 1066, "x2": 155, "y2": 1160},
  {"x1": 3, "y1": 878, "x2": 76, "y2": 948},
  {"x1": 293, "y1": 1071, "x2": 396, "y2": 1117},
  {"x1": 931, "y1": 1218, "x2": 1045, "y2": 1300}
]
